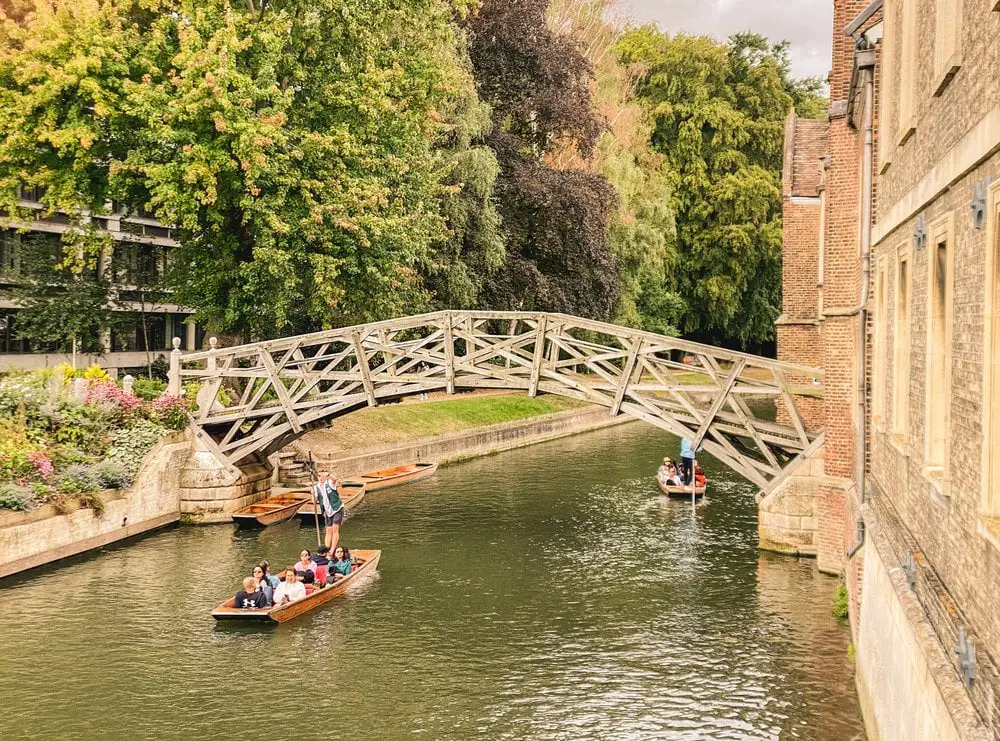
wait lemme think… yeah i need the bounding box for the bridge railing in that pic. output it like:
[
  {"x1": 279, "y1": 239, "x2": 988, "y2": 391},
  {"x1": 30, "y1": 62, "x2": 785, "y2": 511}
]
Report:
[{"x1": 173, "y1": 311, "x2": 823, "y2": 493}]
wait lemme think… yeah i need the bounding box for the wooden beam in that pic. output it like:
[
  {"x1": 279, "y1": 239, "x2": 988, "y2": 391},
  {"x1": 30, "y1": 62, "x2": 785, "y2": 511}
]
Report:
[
  {"x1": 442, "y1": 313, "x2": 456, "y2": 394},
  {"x1": 610, "y1": 340, "x2": 641, "y2": 417},
  {"x1": 352, "y1": 332, "x2": 378, "y2": 407},
  {"x1": 258, "y1": 350, "x2": 303, "y2": 434},
  {"x1": 527, "y1": 315, "x2": 548, "y2": 397},
  {"x1": 692, "y1": 359, "x2": 745, "y2": 450}
]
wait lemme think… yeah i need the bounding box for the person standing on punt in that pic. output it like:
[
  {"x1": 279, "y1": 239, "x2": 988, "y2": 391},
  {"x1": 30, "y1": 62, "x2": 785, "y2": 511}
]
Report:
[
  {"x1": 314, "y1": 471, "x2": 345, "y2": 551},
  {"x1": 680, "y1": 438, "x2": 700, "y2": 486}
]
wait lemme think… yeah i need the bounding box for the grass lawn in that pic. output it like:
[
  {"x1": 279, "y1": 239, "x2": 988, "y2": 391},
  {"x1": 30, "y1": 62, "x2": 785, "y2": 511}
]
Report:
[{"x1": 299, "y1": 392, "x2": 586, "y2": 453}]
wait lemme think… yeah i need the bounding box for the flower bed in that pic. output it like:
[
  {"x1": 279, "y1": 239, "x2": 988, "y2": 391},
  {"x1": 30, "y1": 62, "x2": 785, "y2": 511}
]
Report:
[{"x1": 0, "y1": 365, "x2": 190, "y2": 513}]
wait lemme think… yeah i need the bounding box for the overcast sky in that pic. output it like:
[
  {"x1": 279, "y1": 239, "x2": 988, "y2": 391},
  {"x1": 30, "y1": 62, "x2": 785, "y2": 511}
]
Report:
[{"x1": 622, "y1": 0, "x2": 833, "y2": 81}]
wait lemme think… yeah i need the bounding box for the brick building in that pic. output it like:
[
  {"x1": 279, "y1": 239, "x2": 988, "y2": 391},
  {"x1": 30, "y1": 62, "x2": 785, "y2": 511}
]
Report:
[{"x1": 778, "y1": 0, "x2": 1000, "y2": 737}]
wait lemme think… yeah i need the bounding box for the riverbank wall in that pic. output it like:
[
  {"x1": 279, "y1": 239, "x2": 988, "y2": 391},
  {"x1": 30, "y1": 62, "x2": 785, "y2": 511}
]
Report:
[{"x1": 0, "y1": 434, "x2": 189, "y2": 579}]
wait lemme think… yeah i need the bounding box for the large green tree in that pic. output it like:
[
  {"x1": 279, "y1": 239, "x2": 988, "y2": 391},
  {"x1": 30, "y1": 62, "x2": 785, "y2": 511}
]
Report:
[
  {"x1": 0, "y1": 0, "x2": 480, "y2": 339},
  {"x1": 466, "y1": 0, "x2": 620, "y2": 320},
  {"x1": 618, "y1": 29, "x2": 826, "y2": 347}
]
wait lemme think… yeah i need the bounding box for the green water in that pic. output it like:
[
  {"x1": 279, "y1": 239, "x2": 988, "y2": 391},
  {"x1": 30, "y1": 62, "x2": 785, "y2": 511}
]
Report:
[{"x1": 0, "y1": 423, "x2": 864, "y2": 739}]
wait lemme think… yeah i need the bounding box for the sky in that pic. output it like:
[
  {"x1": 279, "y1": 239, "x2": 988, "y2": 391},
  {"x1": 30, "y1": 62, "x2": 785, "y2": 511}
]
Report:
[{"x1": 622, "y1": 0, "x2": 834, "y2": 80}]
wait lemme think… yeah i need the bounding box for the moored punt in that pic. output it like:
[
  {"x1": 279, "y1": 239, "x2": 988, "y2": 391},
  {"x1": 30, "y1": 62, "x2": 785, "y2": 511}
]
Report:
[
  {"x1": 296, "y1": 481, "x2": 367, "y2": 522},
  {"x1": 211, "y1": 549, "x2": 382, "y2": 623},
  {"x1": 231, "y1": 492, "x2": 311, "y2": 528},
  {"x1": 359, "y1": 462, "x2": 438, "y2": 492},
  {"x1": 657, "y1": 479, "x2": 707, "y2": 498}
]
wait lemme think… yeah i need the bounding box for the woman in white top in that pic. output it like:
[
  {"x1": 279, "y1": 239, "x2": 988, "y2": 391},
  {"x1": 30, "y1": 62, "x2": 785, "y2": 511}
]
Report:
[{"x1": 272, "y1": 567, "x2": 307, "y2": 606}]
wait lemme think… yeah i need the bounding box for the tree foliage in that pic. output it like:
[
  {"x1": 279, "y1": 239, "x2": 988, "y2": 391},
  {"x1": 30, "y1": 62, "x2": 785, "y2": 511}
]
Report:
[
  {"x1": 0, "y1": 0, "x2": 480, "y2": 338},
  {"x1": 618, "y1": 29, "x2": 824, "y2": 346},
  {"x1": 466, "y1": 0, "x2": 620, "y2": 320}
]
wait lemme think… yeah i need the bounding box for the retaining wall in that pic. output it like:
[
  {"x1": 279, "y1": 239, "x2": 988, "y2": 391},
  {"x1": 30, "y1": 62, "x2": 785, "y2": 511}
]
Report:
[{"x1": 0, "y1": 434, "x2": 189, "y2": 579}]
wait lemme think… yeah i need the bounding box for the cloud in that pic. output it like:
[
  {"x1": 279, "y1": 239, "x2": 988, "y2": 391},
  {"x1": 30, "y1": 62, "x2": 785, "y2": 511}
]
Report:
[{"x1": 621, "y1": 0, "x2": 833, "y2": 80}]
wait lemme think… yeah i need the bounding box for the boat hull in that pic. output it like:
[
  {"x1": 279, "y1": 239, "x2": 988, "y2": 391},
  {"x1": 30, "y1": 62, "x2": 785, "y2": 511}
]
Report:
[
  {"x1": 657, "y1": 479, "x2": 706, "y2": 498},
  {"x1": 211, "y1": 549, "x2": 382, "y2": 623},
  {"x1": 232, "y1": 494, "x2": 310, "y2": 528},
  {"x1": 360, "y1": 462, "x2": 438, "y2": 492}
]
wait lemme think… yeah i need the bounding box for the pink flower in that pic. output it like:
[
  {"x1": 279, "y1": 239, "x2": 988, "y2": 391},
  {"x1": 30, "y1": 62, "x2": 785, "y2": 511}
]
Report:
[{"x1": 28, "y1": 451, "x2": 53, "y2": 478}]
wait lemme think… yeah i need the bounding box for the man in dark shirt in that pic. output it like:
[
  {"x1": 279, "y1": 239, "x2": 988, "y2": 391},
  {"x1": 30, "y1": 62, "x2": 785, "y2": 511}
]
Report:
[{"x1": 234, "y1": 576, "x2": 269, "y2": 609}]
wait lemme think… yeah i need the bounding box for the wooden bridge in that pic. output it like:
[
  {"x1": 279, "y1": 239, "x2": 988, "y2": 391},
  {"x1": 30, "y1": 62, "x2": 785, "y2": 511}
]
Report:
[{"x1": 169, "y1": 311, "x2": 823, "y2": 495}]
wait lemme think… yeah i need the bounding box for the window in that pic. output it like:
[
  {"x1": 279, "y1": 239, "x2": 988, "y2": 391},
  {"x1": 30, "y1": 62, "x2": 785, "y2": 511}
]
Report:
[
  {"x1": 933, "y1": 0, "x2": 963, "y2": 95},
  {"x1": 0, "y1": 311, "x2": 30, "y2": 354},
  {"x1": 111, "y1": 243, "x2": 167, "y2": 286},
  {"x1": 18, "y1": 185, "x2": 46, "y2": 203},
  {"x1": 926, "y1": 215, "x2": 954, "y2": 477},
  {"x1": 873, "y1": 260, "x2": 889, "y2": 424},
  {"x1": 880, "y1": 0, "x2": 897, "y2": 171},
  {"x1": 893, "y1": 244, "x2": 912, "y2": 440},
  {"x1": 898, "y1": 0, "x2": 918, "y2": 143}
]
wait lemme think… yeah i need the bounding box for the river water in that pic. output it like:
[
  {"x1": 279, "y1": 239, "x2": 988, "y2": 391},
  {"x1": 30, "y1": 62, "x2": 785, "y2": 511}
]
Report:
[{"x1": 1, "y1": 422, "x2": 865, "y2": 740}]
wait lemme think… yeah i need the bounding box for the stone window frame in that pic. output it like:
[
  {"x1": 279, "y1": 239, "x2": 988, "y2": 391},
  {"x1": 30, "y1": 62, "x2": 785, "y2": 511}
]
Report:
[
  {"x1": 980, "y1": 179, "x2": 1000, "y2": 521},
  {"x1": 897, "y1": 0, "x2": 919, "y2": 145},
  {"x1": 932, "y1": 0, "x2": 963, "y2": 96},
  {"x1": 873, "y1": 256, "x2": 890, "y2": 427},
  {"x1": 892, "y1": 239, "x2": 913, "y2": 443},
  {"x1": 924, "y1": 212, "x2": 955, "y2": 492},
  {"x1": 879, "y1": 0, "x2": 897, "y2": 173}
]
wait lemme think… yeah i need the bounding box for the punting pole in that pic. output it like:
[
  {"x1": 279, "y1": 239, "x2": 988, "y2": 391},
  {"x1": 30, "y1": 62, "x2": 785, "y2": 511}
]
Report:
[{"x1": 307, "y1": 452, "x2": 322, "y2": 548}]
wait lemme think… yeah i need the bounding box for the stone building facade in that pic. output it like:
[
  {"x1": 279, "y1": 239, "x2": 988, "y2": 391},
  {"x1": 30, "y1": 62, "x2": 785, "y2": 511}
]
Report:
[{"x1": 779, "y1": 0, "x2": 1000, "y2": 737}]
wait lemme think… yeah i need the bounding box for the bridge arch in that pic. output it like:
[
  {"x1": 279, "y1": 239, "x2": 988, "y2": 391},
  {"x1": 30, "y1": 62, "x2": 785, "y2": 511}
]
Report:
[{"x1": 171, "y1": 311, "x2": 823, "y2": 495}]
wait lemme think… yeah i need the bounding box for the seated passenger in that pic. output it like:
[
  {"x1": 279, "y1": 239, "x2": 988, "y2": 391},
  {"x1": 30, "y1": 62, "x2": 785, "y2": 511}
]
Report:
[
  {"x1": 657, "y1": 457, "x2": 673, "y2": 481},
  {"x1": 326, "y1": 546, "x2": 353, "y2": 584},
  {"x1": 313, "y1": 545, "x2": 331, "y2": 584},
  {"x1": 234, "y1": 576, "x2": 270, "y2": 609},
  {"x1": 294, "y1": 549, "x2": 316, "y2": 583},
  {"x1": 252, "y1": 565, "x2": 273, "y2": 603},
  {"x1": 259, "y1": 560, "x2": 280, "y2": 590},
  {"x1": 661, "y1": 463, "x2": 680, "y2": 487},
  {"x1": 272, "y1": 567, "x2": 307, "y2": 605},
  {"x1": 694, "y1": 464, "x2": 707, "y2": 487}
]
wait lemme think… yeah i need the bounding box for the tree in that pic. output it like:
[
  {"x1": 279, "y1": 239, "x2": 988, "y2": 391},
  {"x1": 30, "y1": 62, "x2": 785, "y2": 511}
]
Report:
[
  {"x1": 0, "y1": 0, "x2": 482, "y2": 339},
  {"x1": 466, "y1": 0, "x2": 620, "y2": 320},
  {"x1": 618, "y1": 29, "x2": 824, "y2": 346},
  {"x1": 548, "y1": 0, "x2": 681, "y2": 334},
  {"x1": 6, "y1": 231, "x2": 121, "y2": 357}
]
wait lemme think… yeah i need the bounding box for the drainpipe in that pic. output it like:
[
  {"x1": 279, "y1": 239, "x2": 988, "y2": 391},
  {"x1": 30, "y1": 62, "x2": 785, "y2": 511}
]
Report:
[{"x1": 824, "y1": 51, "x2": 875, "y2": 552}]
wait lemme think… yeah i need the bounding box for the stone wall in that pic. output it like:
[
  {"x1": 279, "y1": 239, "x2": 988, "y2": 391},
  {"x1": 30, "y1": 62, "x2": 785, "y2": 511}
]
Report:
[
  {"x1": 0, "y1": 434, "x2": 188, "y2": 579},
  {"x1": 856, "y1": 510, "x2": 990, "y2": 740}
]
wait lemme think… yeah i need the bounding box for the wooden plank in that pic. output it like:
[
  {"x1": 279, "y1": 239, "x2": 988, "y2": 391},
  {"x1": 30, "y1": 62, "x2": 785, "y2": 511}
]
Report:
[
  {"x1": 442, "y1": 314, "x2": 456, "y2": 394},
  {"x1": 351, "y1": 331, "x2": 378, "y2": 407}
]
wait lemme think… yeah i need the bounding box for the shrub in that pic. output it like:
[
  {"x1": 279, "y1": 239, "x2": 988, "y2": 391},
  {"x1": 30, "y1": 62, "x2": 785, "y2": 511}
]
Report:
[
  {"x1": 833, "y1": 583, "x2": 849, "y2": 620},
  {"x1": 77, "y1": 490, "x2": 106, "y2": 516},
  {"x1": 106, "y1": 419, "x2": 169, "y2": 476},
  {"x1": 85, "y1": 380, "x2": 144, "y2": 425},
  {"x1": 0, "y1": 439, "x2": 38, "y2": 481},
  {"x1": 133, "y1": 378, "x2": 167, "y2": 401},
  {"x1": 0, "y1": 483, "x2": 36, "y2": 511},
  {"x1": 56, "y1": 463, "x2": 99, "y2": 494},
  {"x1": 82, "y1": 365, "x2": 110, "y2": 382},
  {"x1": 95, "y1": 460, "x2": 133, "y2": 490},
  {"x1": 151, "y1": 394, "x2": 190, "y2": 430}
]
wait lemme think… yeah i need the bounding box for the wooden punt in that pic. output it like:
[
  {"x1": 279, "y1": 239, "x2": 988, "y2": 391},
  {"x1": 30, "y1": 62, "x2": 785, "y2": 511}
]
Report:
[
  {"x1": 211, "y1": 549, "x2": 382, "y2": 623},
  {"x1": 296, "y1": 481, "x2": 367, "y2": 522},
  {"x1": 359, "y1": 462, "x2": 439, "y2": 492},
  {"x1": 657, "y1": 478, "x2": 707, "y2": 498},
  {"x1": 231, "y1": 492, "x2": 311, "y2": 528}
]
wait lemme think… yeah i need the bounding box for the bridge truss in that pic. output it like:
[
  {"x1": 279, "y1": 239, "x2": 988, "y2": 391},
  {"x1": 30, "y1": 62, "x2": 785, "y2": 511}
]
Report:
[{"x1": 172, "y1": 311, "x2": 823, "y2": 494}]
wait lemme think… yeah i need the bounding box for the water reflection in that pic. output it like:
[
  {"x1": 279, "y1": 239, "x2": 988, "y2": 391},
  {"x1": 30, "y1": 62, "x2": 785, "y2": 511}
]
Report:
[{"x1": 0, "y1": 422, "x2": 864, "y2": 739}]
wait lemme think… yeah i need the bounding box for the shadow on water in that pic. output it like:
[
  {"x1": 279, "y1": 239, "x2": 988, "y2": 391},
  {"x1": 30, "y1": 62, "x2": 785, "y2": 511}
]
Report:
[{"x1": 0, "y1": 421, "x2": 864, "y2": 740}]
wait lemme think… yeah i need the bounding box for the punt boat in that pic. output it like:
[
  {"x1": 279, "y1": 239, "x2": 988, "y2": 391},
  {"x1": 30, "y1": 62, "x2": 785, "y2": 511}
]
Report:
[
  {"x1": 231, "y1": 492, "x2": 311, "y2": 528},
  {"x1": 211, "y1": 549, "x2": 382, "y2": 623},
  {"x1": 358, "y1": 462, "x2": 438, "y2": 492},
  {"x1": 657, "y1": 478, "x2": 707, "y2": 498},
  {"x1": 296, "y1": 481, "x2": 367, "y2": 522}
]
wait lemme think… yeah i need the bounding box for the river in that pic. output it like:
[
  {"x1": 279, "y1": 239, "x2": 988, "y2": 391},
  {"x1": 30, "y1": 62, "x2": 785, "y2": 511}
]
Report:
[{"x1": 0, "y1": 422, "x2": 865, "y2": 740}]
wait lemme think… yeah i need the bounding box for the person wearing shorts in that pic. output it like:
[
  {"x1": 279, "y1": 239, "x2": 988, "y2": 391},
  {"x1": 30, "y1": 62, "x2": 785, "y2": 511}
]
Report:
[{"x1": 314, "y1": 472, "x2": 345, "y2": 551}]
